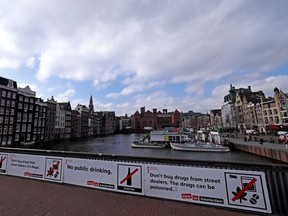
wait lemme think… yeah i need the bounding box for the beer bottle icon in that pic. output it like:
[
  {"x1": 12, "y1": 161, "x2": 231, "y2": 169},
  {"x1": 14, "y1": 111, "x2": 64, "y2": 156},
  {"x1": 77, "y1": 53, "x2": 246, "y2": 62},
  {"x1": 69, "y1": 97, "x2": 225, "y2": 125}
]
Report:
[{"x1": 127, "y1": 168, "x2": 132, "y2": 186}]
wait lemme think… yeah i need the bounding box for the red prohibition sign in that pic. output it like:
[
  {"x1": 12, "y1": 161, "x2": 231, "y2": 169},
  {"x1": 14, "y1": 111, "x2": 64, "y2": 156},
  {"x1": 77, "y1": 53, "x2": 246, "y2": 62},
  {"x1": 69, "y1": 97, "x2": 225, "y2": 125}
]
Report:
[
  {"x1": 232, "y1": 178, "x2": 257, "y2": 202},
  {"x1": 47, "y1": 161, "x2": 60, "y2": 176},
  {"x1": 0, "y1": 156, "x2": 6, "y2": 163},
  {"x1": 120, "y1": 168, "x2": 139, "y2": 184}
]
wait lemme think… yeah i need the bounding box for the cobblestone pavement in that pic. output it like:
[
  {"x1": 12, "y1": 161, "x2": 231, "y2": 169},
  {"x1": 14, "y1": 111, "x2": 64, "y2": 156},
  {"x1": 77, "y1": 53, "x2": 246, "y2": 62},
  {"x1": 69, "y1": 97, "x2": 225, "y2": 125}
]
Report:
[{"x1": 0, "y1": 175, "x2": 256, "y2": 216}]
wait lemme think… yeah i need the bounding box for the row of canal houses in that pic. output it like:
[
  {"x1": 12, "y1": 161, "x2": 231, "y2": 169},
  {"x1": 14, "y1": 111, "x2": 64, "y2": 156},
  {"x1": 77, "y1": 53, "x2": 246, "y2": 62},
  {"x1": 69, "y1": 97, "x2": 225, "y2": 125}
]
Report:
[
  {"x1": 0, "y1": 76, "x2": 117, "y2": 147},
  {"x1": 210, "y1": 84, "x2": 288, "y2": 134}
]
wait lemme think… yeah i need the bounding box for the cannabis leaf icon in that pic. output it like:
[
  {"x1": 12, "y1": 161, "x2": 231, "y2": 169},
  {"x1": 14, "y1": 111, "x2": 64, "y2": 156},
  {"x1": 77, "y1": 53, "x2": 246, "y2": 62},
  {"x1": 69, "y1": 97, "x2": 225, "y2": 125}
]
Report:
[{"x1": 232, "y1": 186, "x2": 247, "y2": 203}]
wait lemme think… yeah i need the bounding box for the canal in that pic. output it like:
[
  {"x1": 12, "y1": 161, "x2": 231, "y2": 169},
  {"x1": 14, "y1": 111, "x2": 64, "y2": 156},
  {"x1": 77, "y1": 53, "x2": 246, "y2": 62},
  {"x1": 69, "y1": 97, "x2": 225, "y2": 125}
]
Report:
[{"x1": 42, "y1": 133, "x2": 281, "y2": 164}]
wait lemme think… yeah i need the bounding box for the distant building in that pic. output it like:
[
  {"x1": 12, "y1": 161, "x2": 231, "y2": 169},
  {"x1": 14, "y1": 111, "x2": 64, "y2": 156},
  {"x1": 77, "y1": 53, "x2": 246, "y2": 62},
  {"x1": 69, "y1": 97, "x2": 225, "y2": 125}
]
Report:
[
  {"x1": 34, "y1": 98, "x2": 47, "y2": 145},
  {"x1": 118, "y1": 115, "x2": 132, "y2": 132},
  {"x1": 71, "y1": 110, "x2": 81, "y2": 138},
  {"x1": 131, "y1": 107, "x2": 182, "y2": 132},
  {"x1": 94, "y1": 111, "x2": 116, "y2": 135},
  {"x1": 261, "y1": 87, "x2": 285, "y2": 134},
  {"x1": 45, "y1": 96, "x2": 57, "y2": 142},
  {"x1": 221, "y1": 84, "x2": 252, "y2": 131},
  {"x1": 75, "y1": 104, "x2": 89, "y2": 137},
  {"x1": 15, "y1": 86, "x2": 37, "y2": 147},
  {"x1": 0, "y1": 77, "x2": 17, "y2": 146},
  {"x1": 59, "y1": 102, "x2": 72, "y2": 139},
  {"x1": 209, "y1": 109, "x2": 222, "y2": 131},
  {"x1": 234, "y1": 90, "x2": 264, "y2": 132}
]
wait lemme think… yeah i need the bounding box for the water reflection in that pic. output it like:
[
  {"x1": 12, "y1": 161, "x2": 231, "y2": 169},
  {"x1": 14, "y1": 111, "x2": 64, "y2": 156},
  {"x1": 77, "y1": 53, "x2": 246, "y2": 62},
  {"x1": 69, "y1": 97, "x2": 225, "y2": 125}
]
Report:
[{"x1": 43, "y1": 133, "x2": 279, "y2": 164}]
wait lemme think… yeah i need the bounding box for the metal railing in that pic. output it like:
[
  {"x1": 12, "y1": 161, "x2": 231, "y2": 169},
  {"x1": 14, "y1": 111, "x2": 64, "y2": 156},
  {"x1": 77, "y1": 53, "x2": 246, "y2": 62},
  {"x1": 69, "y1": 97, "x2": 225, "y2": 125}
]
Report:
[{"x1": 0, "y1": 147, "x2": 287, "y2": 215}]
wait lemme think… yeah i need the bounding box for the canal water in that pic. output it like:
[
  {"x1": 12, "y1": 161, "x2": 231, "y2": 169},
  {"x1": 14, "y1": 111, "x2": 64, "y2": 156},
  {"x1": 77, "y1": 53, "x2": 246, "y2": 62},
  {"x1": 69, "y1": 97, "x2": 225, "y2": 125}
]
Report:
[{"x1": 43, "y1": 133, "x2": 279, "y2": 164}]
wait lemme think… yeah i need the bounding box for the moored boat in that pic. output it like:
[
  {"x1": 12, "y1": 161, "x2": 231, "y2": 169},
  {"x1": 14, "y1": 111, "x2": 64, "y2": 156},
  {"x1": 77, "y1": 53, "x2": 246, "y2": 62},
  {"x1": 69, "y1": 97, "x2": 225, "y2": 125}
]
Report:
[
  {"x1": 131, "y1": 130, "x2": 188, "y2": 149},
  {"x1": 131, "y1": 140, "x2": 168, "y2": 148},
  {"x1": 170, "y1": 131, "x2": 230, "y2": 152},
  {"x1": 170, "y1": 142, "x2": 230, "y2": 152}
]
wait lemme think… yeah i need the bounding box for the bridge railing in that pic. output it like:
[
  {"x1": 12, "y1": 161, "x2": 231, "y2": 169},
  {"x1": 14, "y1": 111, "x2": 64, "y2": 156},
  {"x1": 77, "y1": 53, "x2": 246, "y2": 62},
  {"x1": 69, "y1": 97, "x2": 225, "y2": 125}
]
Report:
[{"x1": 0, "y1": 147, "x2": 287, "y2": 216}]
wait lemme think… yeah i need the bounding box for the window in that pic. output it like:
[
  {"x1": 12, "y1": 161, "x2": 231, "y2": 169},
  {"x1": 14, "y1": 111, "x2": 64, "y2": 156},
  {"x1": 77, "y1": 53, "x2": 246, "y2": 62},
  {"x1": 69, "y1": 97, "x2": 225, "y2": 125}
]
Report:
[
  {"x1": 7, "y1": 136, "x2": 12, "y2": 144},
  {"x1": 10, "y1": 108, "x2": 14, "y2": 115},
  {"x1": 27, "y1": 124, "x2": 31, "y2": 132},
  {"x1": 10, "y1": 117, "x2": 13, "y2": 124},
  {"x1": 0, "y1": 108, "x2": 3, "y2": 114},
  {"x1": 274, "y1": 109, "x2": 278, "y2": 115},
  {"x1": 0, "y1": 126, "x2": 2, "y2": 134},
  {"x1": 24, "y1": 97, "x2": 29, "y2": 102},
  {"x1": 28, "y1": 114, "x2": 32, "y2": 122},
  {"x1": 263, "y1": 110, "x2": 267, "y2": 116},
  {"x1": 29, "y1": 104, "x2": 33, "y2": 110},
  {"x1": 18, "y1": 103, "x2": 22, "y2": 109},
  {"x1": 269, "y1": 110, "x2": 272, "y2": 115},
  {"x1": 0, "y1": 117, "x2": 2, "y2": 123},
  {"x1": 23, "y1": 113, "x2": 27, "y2": 122},
  {"x1": 12, "y1": 92, "x2": 16, "y2": 99},
  {"x1": 8, "y1": 126, "x2": 13, "y2": 134},
  {"x1": 3, "y1": 126, "x2": 8, "y2": 134},
  {"x1": 4, "y1": 117, "x2": 8, "y2": 124},
  {"x1": 275, "y1": 116, "x2": 279, "y2": 124},
  {"x1": 16, "y1": 124, "x2": 20, "y2": 132},
  {"x1": 17, "y1": 113, "x2": 21, "y2": 121},
  {"x1": 30, "y1": 98, "x2": 34, "y2": 103},
  {"x1": 269, "y1": 117, "x2": 273, "y2": 123},
  {"x1": 27, "y1": 133, "x2": 31, "y2": 140},
  {"x1": 5, "y1": 108, "x2": 9, "y2": 115},
  {"x1": 19, "y1": 96, "x2": 23, "y2": 101},
  {"x1": 21, "y1": 124, "x2": 26, "y2": 132},
  {"x1": 7, "y1": 91, "x2": 11, "y2": 98},
  {"x1": 11, "y1": 101, "x2": 15, "y2": 107},
  {"x1": 2, "y1": 90, "x2": 6, "y2": 97},
  {"x1": 1, "y1": 99, "x2": 5, "y2": 106},
  {"x1": 15, "y1": 134, "x2": 19, "y2": 141},
  {"x1": 24, "y1": 103, "x2": 28, "y2": 110},
  {"x1": 6, "y1": 100, "x2": 10, "y2": 106}
]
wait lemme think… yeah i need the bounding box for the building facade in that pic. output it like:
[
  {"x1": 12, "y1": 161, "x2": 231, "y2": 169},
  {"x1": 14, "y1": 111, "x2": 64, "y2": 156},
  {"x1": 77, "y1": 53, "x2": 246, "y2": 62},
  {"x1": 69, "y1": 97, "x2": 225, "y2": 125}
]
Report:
[
  {"x1": 0, "y1": 77, "x2": 17, "y2": 146},
  {"x1": 45, "y1": 96, "x2": 57, "y2": 142}
]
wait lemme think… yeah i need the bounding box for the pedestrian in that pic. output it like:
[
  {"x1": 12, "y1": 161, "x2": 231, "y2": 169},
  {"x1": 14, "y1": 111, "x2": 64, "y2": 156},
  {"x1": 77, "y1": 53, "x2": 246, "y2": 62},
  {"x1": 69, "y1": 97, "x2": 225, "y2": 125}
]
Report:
[{"x1": 259, "y1": 138, "x2": 264, "y2": 145}]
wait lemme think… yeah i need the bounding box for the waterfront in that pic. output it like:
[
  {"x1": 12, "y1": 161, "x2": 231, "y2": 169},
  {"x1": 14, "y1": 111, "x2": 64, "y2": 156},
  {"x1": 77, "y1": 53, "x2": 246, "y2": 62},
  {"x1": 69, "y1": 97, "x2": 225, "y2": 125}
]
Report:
[{"x1": 42, "y1": 133, "x2": 281, "y2": 164}]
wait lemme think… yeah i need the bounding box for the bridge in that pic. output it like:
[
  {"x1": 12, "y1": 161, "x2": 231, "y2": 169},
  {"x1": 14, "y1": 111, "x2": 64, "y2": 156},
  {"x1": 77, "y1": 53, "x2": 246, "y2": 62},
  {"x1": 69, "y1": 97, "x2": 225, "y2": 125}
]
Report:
[{"x1": 0, "y1": 147, "x2": 287, "y2": 215}]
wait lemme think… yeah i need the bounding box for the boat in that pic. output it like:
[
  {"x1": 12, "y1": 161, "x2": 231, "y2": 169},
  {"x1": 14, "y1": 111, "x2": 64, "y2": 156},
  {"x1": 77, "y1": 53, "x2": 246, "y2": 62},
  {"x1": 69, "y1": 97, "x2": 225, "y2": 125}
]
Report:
[
  {"x1": 131, "y1": 130, "x2": 188, "y2": 149},
  {"x1": 170, "y1": 131, "x2": 230, "y2": 152},
  {"x1": 170, "y1": 142, "x2": 230, "y2": 152}
]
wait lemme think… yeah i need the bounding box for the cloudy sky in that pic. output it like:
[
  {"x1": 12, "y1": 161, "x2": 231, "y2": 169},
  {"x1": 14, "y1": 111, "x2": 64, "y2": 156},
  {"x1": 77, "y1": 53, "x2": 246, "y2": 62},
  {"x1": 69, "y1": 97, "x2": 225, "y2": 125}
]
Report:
[{"x1": 1, "y1": 0, "x2": 287, "y2": 116}]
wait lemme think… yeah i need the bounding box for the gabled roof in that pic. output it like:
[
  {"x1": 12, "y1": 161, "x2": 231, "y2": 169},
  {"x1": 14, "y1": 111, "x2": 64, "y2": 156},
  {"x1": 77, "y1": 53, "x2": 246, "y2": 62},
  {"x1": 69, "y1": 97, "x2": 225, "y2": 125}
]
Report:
[
  {"x1": 0, "y1": 76, "x2": 17, "y2": 88},
  {"x1": 59, "y1": 102, "x2": 72, "y2": 111}
]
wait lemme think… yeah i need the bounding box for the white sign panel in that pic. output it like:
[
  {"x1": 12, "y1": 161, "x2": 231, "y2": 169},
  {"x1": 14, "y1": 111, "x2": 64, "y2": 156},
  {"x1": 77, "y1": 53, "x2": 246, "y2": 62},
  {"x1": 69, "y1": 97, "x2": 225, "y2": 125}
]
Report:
[
  {"x1": 144, "y1": 164, "x2": 271, "y2": 214},
  {"x1": 63, "y1": 158, "x2": 116, "y2": 191},
  {"x1": 117, "y1": 164, "x2": 143, "y2": 193},
  {"x1": 44, "y1": 158, "x2": 63, "y2": 182},
  {"x1": 0, "y1": 153, "x2": 9, "y2": 174},
  {"x1": 6, "y1": 153, "x2": 63, "y2": 183},
  {"x1": 7, "y1": 153, "x2": 45, "y2": 179},
  {"x1": 63, "y1": 158, "x2": 144, "y2": 195}
]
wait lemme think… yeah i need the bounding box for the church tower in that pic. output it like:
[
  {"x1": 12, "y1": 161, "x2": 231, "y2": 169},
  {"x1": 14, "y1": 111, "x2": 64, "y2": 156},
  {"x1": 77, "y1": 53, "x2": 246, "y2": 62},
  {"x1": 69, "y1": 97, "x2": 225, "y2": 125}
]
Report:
[{"x1": 89, "y1": 95, "x2": 94, "y2": 114}]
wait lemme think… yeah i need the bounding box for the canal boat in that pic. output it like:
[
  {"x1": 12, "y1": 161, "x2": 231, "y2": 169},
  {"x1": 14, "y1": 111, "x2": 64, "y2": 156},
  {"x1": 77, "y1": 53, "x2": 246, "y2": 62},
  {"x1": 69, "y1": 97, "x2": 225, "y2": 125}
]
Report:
[
  {"x1": 131, "y1": 130, "x2": 188, "y2": 149},
  {"x1": 170, "y1": 142, "x2": 230, "y2": 152},
  {"x1": 170, "y1": 131, "x2": 230, "y2": 152}
]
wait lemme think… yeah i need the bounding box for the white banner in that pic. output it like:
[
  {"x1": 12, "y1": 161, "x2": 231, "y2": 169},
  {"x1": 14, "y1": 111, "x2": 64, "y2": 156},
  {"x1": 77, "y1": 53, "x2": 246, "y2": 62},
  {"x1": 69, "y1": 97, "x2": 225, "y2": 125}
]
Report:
[
  {"x1": 1, "y1": 151, "x2": 272, "y2": 214},
  {"x1": 144, "y1": 164, "x2": 271, "y2": 214},
  {"x1": 6, "y1": 153, "x2": 63, "y2": 182},
  {"x1": 63, "y1": 158, "x2": 144, "y2": 195}
]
